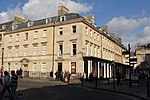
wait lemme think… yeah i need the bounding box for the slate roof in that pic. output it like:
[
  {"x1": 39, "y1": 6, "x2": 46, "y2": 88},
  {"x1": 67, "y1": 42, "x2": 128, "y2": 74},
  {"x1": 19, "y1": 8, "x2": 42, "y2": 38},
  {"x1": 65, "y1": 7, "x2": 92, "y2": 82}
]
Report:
[{"x1": 0, "y1": 13, "x2": 83, "y2": 31}]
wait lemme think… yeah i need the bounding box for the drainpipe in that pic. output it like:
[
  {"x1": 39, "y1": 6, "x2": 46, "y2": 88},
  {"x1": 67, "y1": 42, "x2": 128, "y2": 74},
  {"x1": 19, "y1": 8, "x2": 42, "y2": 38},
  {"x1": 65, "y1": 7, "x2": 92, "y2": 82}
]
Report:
[{"x1": 52, "y1": 24, "x2": 55, "y2": 76}]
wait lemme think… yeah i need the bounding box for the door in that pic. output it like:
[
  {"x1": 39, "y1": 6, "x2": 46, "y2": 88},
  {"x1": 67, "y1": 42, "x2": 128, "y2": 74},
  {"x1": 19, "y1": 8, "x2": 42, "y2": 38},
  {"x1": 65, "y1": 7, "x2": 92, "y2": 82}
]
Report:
[
  {"x1": 58, "y1": 63, "x2": 62, "y2": 73},
  {"x1": 24, "y1": 64, "x2": 29, "y2": 77}
]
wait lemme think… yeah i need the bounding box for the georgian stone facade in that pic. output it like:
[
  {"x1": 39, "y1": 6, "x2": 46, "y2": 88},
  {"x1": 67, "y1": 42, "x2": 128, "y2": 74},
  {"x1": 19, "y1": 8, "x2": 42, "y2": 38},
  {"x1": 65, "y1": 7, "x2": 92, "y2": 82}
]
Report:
[{"x1": 0, "y1": 5, "x2": 128, "y2": 78}]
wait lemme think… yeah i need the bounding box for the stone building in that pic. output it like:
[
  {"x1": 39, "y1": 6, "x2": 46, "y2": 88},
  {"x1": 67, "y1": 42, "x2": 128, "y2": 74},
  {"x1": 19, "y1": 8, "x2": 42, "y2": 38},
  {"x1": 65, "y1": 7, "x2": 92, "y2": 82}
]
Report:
[
  {"x1": 0, "y1": 4, "x2": 128, "y2": 78},
  {"x1": 136, "y1": 43, "x2": 150, "y2": 74}
]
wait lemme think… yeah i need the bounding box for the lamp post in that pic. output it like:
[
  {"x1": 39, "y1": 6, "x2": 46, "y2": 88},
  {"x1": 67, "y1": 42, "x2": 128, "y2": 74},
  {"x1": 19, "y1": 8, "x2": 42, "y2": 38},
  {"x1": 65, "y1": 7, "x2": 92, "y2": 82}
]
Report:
[
  {"x1": 1, "y1": 48, "x2": 4, "y2": 77},
  {"x1": 128, "y1": 44, "x2": 132, "y2": 87},
  {"x1": 111, "y1": 61, "x2": 115, "y2": 90}
]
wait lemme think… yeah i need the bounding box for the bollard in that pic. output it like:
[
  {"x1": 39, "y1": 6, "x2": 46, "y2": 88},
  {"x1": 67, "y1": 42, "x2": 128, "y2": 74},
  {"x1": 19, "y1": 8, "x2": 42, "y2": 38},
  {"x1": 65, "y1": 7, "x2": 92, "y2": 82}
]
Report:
[
  {"x1": 147, "y1": 78, "x2": 150, "y2": 97},
  {"x1": 113, "y1": 76, "x2": 115, "y2": 90},
  {"x1": 95, "y1": 77, "x2": 98, "y2": 87}
]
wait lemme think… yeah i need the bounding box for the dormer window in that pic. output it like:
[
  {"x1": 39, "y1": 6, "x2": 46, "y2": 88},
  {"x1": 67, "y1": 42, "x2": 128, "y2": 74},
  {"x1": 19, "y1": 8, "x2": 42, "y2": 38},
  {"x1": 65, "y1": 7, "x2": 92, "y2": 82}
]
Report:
[
  {"x1": 2, "y1": 25, "x2": 6, "y2": 29},
  {"x1": 60, "y1": 16, "x2": 66, "y2": 21},
  {"x1": 27, "y1": 22, "x2": 30, "y2": 27},
  {"x1": 46, "y1": 19, "x2": 48, "y2": 24},
  {"x1": 27, "y1": 22, "x2": 33, "y2": 27},
  {"x1": 12, "y1": 25, "x2": 15, "y2": 30}
]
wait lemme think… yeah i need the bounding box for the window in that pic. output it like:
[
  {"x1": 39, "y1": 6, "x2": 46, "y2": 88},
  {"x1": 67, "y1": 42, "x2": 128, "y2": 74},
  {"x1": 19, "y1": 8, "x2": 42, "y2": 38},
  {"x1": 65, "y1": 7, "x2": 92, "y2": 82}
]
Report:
[
  {"x1": 71, "y1": 42, "x2": 76, "y2": 56},
  {"x1": 33, "y1": 63, "x2": 37, "y2": 73},
  {"x1": 90, "y1": 45, "x2": 92, "y2": 56},
  {"x1": 24, "y1": 45, "x2": 28, "y2": 56},
  {"x1": 42, "y1": 43, "x2": 47, "y2": 55},
  {"x1": 45, "y1": 19, "x2": 48, "y2": 24},
  {"x1": 43, "y1": 30, "x2": 47, "y2": 38},
  {"x1": 41, "y1": 62, "x2": 46, "y2": 73},
  {"x1": 24, "y1": 33, "x2": 28, "y2": 40},
  {"x1": 97, "y1": 34, "x2": 100, "y2": 41},
  {"x1": 94, "y1": 32, "x2": 96, "y2": 40},
  {"x1": 72, "y1": 25, "x2": 76, "y2": 33},
  {"x1": 15, "y1": 46, "x2": 19, "y2": 57},
  {"x1": 60, "y1": 16, "x2": 66, "y2": 21},
  {"x1": 9, "y1": 35, "x2": 12, "y2": 43},
  {"x1": 2, "y1": 25, "x2": 6, "y2": 29},
  {"x1": 59, "y1": 28, "x2": 63, "y2": 35},
  {"x1": 16, "y1": 34, "x2": 19, "y2": 42},
  {"x1": 8, "y1": 47, "x2": 12, "y2": 57},
  {"x1": 34, "y1": 31, "x2": 38, "y2": 39},
  {"x1": 33, "y1": 44, "x2": 38, "y2": 55},
  {"x1": 86, "y1": 42, "x2": 88, "y2": 55},
  {"x1": 85, "y1": 27, "x2": 88, "y2": 35},
  {"x1": 12, "y1": 25, "x2": 15, "y2": 30},
  {"x1": 90, "y1": 30, "x2": 92, "y2": 38},
  {"x1": 58, "y1": 44, "x2": 63, "y2": 56},
  {"x1": 71, "y1": 62, "x2": 76, "y2": 74}
]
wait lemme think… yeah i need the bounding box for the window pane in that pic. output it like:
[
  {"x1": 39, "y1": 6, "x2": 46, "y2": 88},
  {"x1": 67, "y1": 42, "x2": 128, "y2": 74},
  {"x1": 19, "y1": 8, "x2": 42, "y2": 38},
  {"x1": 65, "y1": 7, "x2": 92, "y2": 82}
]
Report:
[
  {"x1": 15, "y1": 46, "x2": 19, "y2": 57},
  {"x1": 24, "y1": 45, "x2": 28, "y2": 56},
  {"x1": 43, "y1": 30, "x2": 47, "y2": 37},
  {"x1": 42, "y1": 63, "x2": 46, "y2": 73},
  {"x1": 72, "y1": 43, "x2": 76, "y2": 55},
  {"x1": 34, "y1": 31, "x2": 38, "y2": 39},
  {"x1": 72, "y1": 25, "x2": 76, "y2": 33},
  {"x1": 42, "y1": 44, "x2": 47, "y2": 55}
]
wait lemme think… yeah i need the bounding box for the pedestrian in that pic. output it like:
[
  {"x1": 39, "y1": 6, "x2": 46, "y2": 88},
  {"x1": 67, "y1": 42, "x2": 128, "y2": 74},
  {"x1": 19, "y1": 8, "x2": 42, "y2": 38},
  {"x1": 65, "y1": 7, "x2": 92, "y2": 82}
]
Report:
[
  {"x1": 55, "y1": 71, "x2": 58, "y2": 81},
  {"x1": 66, "y1": 71, "x2": 71, "y2": 83},
  {"x1": 9, "y1": 70, "x2": 19, "y2": 100},
  {"x1": 60, "y1": 71, "x2": 64, "y2": 81},
  {"x1": 80, "y1": 72, "x2": 86, "y2": 86},
  {"x1": 0, "y1": 78, "x2": 3, "y2": 95},
  {"x1": 1, "y1": 67, "x2": 4, "y2": 77},
  {"x1": 89, "y1": 72, "x2": 93, "y2": 83},
  {"x1": 0, "y1": 71, "x2": 11, "y2": 98},
  {"x1": 49, "y1": 71, "x2": 53, "y2": 81},
  {"x1": 116, "y1": 71, "x2": 122, "y2": 87},
  {"x1": 16, "y1": 69, "x2": 20, "y2": 77},
  {"x1": 20, "y1": 68, "x2": 23, "y2": 78}
]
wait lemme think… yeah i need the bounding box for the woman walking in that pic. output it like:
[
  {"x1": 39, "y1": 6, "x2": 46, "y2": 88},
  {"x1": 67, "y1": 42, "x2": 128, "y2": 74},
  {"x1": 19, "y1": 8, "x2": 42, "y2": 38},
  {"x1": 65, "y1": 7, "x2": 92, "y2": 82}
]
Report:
[{"x1": 0, "y1": 71, "x2": 11, "y2": 98}]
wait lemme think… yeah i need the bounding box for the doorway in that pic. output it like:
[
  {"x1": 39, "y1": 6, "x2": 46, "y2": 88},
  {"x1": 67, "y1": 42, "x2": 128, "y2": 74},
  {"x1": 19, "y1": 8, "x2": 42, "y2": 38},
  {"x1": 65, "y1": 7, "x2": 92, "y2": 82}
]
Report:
[
  {"x1": 58, "y1": 63, "x2": 62, "y2": 73},
  {"x1": 24, "y1": 64, "x2": 29, "y2": 77}
]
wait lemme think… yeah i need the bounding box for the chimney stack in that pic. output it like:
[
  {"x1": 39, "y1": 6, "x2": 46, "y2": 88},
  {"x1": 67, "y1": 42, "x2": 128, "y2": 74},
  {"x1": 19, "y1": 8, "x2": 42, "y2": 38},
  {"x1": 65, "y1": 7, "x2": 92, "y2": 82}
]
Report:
[
  {"x1": 13, "y1": 13, "x2": 26, "y2": 25},
  {"x1": 58, "y1": 3, "x2": 69, "y2": 16},
  {"x1": 84, "y1": 14, "x2": 95, "y2": 26}
]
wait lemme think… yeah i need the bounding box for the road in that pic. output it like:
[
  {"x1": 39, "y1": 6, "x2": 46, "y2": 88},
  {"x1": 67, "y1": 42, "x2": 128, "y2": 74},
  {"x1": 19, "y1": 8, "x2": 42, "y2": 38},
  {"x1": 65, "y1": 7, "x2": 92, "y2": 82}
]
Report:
[{"x1": 2, "y1": 78, "x2": 138, "y2": 100}]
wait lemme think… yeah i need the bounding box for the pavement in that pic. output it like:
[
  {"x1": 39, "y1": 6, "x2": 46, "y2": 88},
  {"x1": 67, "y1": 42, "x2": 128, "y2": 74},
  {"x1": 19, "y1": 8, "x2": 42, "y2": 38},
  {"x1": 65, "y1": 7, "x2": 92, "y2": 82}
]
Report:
[
  {"x1": 70, "y1": 78, "x2": 150, "y2": 100},
  {"x1": 1, "y1": 77, "x2": 150, "y2": 100}
]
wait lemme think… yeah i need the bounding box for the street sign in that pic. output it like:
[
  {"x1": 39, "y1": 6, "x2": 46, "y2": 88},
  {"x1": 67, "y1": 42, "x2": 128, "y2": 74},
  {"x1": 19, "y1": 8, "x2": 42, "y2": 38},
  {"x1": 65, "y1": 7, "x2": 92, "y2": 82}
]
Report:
[{"x1": 122, "y1": 51, "x2": 130, "y2": 55}]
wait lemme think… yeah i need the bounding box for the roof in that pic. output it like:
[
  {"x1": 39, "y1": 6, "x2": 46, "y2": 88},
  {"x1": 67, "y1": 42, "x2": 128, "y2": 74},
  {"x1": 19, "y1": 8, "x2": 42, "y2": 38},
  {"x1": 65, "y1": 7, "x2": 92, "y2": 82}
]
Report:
[{"x1": 0, "y1": 13, "x2": 83, "y2": 31}]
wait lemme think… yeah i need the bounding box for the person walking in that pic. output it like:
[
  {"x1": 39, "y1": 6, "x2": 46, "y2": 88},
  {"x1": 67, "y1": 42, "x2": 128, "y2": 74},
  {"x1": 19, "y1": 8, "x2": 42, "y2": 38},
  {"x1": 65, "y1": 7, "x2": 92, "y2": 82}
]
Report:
[
  {"x1": 0, "y1": 71, "x2": 11, "y2": 98},
  {"x1": 0, "y1": 78, "x2": 3, "y2": 95},
  {"x1": 49, "y1": 71, "x2": 53, "y2": 81},
  {"x1": 116, "y1": 71, "x2": 122, "y2": 87},
  {"x1": 9, "y1": 70, "x2": 19, "y2": 100},
  {"x1": 19, "y1": 68, "x2": 23, "y2": 78}
]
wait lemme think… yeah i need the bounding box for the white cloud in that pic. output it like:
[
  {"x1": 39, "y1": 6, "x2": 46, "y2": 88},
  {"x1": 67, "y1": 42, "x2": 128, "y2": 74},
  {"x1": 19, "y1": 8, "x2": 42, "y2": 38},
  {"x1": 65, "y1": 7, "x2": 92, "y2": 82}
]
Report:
[
  {"x1": 107, "y1": 16, "x2": 150, "y2": 34},
  {"x1": 107, "y1": 16, "x2": 150, "y2": 50},
  {"x1": 0, "y1": 0, "x2": 93, "y2": 23}
]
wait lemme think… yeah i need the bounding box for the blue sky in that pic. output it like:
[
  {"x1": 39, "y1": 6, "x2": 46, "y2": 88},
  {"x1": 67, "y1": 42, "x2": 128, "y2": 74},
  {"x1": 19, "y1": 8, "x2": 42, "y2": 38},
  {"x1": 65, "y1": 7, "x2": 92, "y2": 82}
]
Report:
[{"x1": 0, "y1": 0, "x2": 150, "y2": 50}]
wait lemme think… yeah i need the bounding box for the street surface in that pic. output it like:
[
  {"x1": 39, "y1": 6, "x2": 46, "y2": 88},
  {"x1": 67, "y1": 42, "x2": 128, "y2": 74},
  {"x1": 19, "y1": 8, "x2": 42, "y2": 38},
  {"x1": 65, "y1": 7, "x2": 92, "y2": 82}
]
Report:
[{"x1": 2, "y1": 78, "x2": 139, "y2": 100}]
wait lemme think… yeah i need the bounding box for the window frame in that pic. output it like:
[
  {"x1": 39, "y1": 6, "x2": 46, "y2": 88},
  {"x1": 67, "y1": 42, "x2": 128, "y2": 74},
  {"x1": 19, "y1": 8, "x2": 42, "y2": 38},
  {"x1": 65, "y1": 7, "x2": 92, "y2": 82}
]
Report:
[
  {"x1": 71, "y1": 42, "x2": 77, "y2": 56},
  {"x1": 72, "y1": 25, "x2": 76, "y2": 33}
]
